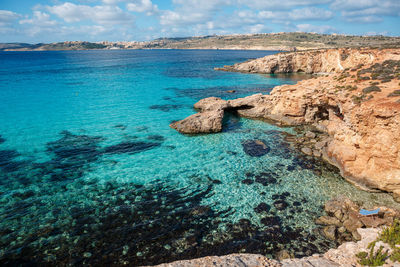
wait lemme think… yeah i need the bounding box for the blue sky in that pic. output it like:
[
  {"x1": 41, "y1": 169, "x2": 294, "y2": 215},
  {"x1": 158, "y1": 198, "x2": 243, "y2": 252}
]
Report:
[{"x1": 0, "y1": 0, "x2": 399, "y2": 43}]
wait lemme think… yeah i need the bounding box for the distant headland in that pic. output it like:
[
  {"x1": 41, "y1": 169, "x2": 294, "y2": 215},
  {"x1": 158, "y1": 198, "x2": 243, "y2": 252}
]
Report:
[{"x1": 1, "y1": 32, "x2": 400, "y2": 51}]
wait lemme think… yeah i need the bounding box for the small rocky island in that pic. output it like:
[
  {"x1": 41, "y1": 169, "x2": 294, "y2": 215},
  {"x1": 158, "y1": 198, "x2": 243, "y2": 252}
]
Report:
[{"x1": 171, "y1": 48, "x2": 400, "y2": 203}]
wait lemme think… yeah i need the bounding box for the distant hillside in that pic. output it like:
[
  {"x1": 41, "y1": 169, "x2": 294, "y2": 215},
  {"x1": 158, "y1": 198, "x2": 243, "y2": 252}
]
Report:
[{"x1": 2, "y1": 32, "x2": 400, "y2": 51}]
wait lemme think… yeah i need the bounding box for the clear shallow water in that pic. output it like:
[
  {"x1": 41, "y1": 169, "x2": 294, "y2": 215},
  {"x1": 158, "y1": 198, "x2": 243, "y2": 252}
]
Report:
[{"x1": 0, "y1": 50, "x2": 398, "y2": 266}]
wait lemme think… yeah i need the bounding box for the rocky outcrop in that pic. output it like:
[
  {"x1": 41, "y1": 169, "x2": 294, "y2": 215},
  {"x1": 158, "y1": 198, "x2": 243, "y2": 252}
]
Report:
[
  {"x1": 146, "y1": 253, "x2": 281, "y2": 267},
  {"x1": 315, "y1": 197, "x2": 399, "y2": 243},
  {"x1": 146, "y1": 253, "x2": 340, "y2": 267},
  {"x1": 172, "y1": 48, "x2": 400, "y2": 200},
  {"x1": 216, "y1": 48, "x2": 378, "y2": 74},
  {"x1": 148, "y1": 227, "x2": 397, "y2": 267}
]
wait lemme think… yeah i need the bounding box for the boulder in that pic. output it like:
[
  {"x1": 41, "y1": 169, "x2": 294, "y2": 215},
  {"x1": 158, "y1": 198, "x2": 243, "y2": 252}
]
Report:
[
  {"x1": 333, "y1": 209, "x2": 343, "y2": 221},
  {"x1": 315, "y1": 216, "x2": 342, "y2": 227},
  {"x1": 194, "y1": 97, "x2": 228, "y2": 112},
  {"x1": 305, "y1": 131, "x2": 316, "y2": 139},
  {"x1": 323, "y1": 225, "x2": 337, "y2": 240},
  {"x1": 343, "y1": 217, "x2": 363, "y2": 233},
  {"x1": 360, "y1": 216, "x2": 386, "y2": 228},
  {"x1": 276, "y1": 250, "x2": 291, "y2": 261},
  {"x1": 170, "y1": 110, "x2": 224, "y2": 134},
  {"x1": 301, "y1": 147, "x2": 313, "y2": 156}
]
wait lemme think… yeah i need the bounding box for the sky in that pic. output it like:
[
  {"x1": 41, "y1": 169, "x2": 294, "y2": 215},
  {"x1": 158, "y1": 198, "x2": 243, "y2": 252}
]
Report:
[{"x1": 0, "y1": 0, "x2": 399, "y2": 43}]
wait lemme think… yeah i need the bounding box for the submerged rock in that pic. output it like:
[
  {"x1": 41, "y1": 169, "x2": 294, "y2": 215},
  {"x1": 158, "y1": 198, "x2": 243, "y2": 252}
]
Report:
[
  {"x1": 0, "y1": 150, "x2": 20, "y2": 166},
  {"x1": 242, "y1": 140, "x2": 270, "y2": 157},
  {"x1": 114, "y1": 124, "x2": 127, "y2": 130},
  {"x1": 147, "y1": 135, "x2": 165, "y2": 142},
  {"x1": 273, "y1": 200, "x2": 289, "y2": 211},
  {"x1": 241, "y1": 179, "x2": 254, "y2": 185},
  {"x1": 172, "y1": 48, "x2": 400, "y2": 202},
  {"x1": 254, "y1": 203, "x2": 271, "y2": 213},
  {"x1": 149, "y1": 104, "x2": 182, "y2": 112},
  {"x1": 103, "y1": 141, "x2": 161, "y2": 154}
]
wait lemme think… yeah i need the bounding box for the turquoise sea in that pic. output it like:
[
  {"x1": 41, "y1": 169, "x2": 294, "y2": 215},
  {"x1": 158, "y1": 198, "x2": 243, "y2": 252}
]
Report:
[{"x1": 0, "y1": 49, "x2": 398, "y2": 265}]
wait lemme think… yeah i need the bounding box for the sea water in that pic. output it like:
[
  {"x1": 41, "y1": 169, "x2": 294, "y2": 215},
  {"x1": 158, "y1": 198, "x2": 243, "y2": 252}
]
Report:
[{"x1": 0, "y1": 49, "x2": 398, "y2": 265}]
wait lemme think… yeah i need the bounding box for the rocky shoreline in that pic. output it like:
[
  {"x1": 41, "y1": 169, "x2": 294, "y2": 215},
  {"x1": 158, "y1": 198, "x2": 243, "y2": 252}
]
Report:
[
  {"x1": 165, "y1": 48, "x2": 400, "y2": 266},
  {"x1": 171, "y1": 48, "x2": 400, "y2": 201},
  {"x1": 147, "y1": 197, "x2": 400, "y2": 267}
]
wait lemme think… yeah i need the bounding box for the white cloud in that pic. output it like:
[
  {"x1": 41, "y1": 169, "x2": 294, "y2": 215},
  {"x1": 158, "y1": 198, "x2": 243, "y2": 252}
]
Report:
[
  {"x1": 0, "y1": 10, "x2": 21, "y2": 26},
  {"x1": 239, "y1": 0, "x2": 333, "y2": 10},
  {"x1": 295, "y1": 23, "x2": 336, "y2": 34},
  {"x1": 259, "y1": 7, "x2": 333, "y2": 21},
  {"x1": 246, "y1": 24, "x2": 270, "y2": 34},
  {"x1": 331, "y1": 0, "x2": 400, "y2": 23},
  {"x1": 126, "y1": 0, "x2": 159, "y2": 15},
  {"x1": 19, "y1": 11, "x2": 59, "y2": 37},
  {"x1": 20, "y1": 11, "x2": 58, "y2": 26},
  {"x1": 47, "y1": 2, "x2": 134, "y2": 25},
  {"x1": 289, "y1": 7, "x2": 333, "y2": 20},
  {"x1": 160, "y1": 0, "x2": 231, "y2": 26},
  {"x1": 102, "y1": 0, "x2": 123, "y2": 4}
]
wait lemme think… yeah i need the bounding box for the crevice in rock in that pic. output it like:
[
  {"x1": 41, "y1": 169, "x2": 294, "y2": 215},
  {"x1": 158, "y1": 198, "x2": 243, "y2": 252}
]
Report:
[
  {"x1": 313, "y1": 105, "x2": 343, "y2": 121},
  {"x1": 225, "y1": 105, "x2": 254, "y2": 113}
]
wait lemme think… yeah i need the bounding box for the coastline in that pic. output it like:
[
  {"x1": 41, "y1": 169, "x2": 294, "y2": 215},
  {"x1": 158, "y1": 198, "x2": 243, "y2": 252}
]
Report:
[
  {"x1": 163, "y1": 47, "x2": 400, "y2": 266},
  {"x1": 171, "y1": 47, "x2": 400, "y2": 201}
]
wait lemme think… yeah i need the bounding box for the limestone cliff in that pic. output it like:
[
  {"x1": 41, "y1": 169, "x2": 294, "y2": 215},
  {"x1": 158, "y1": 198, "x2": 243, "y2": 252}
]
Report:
[
  {"x1": 217, "y1": 48, "x2": 379, "y2": 74},
  {"x1": 171, "y1": 48, "x2": 400, "y2": 200}
]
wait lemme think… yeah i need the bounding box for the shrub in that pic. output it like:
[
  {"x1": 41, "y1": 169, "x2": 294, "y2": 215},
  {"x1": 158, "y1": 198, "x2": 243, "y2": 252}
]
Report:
[
  {"x1": 362, "y1": 86, "x2": 381, "y2": 94},
  {"x1": 379, "y1": 219, "x2": 400, "y2": 248},
  {"x1": 388, "y1": 90, "x2": 400, "y2": 97},
  {"x1": 352, "y1": 94, "x2": 365, "y2": 104},
  {"x1": 358, "y1": 76, "x2": 371, "y2": 81},
  {"x1": 356, "y1": 242, "x2": 388, "y2": 266},
  {"x1": 345, "y1": 85, "x2": 357, "y2": 91},
  {"x1": 390, "y1": 248, "x2": 400, "y2": 262}
]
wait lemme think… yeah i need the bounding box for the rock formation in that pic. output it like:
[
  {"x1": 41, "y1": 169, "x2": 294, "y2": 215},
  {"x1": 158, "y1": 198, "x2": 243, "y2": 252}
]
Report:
[
  {"x1": 171, "y1": 48, "x2": 400, "y2": 200},
  {"x1": 216, "y1": 48, "x2": 378, "y2": 74},
  {"x1": 147, "y1": 253, "x2": 281, "y2": 267},
  {"x1": 315, "y1": 197, "x2": 399, "y2": 243}
]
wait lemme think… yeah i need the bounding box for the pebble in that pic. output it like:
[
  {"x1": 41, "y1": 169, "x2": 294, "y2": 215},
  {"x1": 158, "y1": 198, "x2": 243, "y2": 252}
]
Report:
[
  {"x1": 305, "y1": 131, "x2": 316, "y2": 138},
  {"x1": 83, "y1": 252, "x2": 92, "y2": 258},
  {"x1": 301, "y1": 147, "x2": 313, "y2": 156}
]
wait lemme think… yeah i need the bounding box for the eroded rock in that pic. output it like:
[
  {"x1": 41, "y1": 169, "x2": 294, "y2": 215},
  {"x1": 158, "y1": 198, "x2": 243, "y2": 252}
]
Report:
[
  {"x1": 170, "y1": 110, "x2": 225, "y2": 134},
  {"x1": 172, "y1": 48, "x2": 400, "y2": 201}
]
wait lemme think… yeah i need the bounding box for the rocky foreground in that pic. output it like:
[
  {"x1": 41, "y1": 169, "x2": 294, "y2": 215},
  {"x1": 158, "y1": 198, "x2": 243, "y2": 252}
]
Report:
[
  {"x1": 149, "y1": 197, "x2": 400, "y2": 267},
  {"x1": 148, "y1": 228, "x2": 393, "y2": 267},
  {"x1": 171, "y1": 48, "x2": 400, "y2": 201}
]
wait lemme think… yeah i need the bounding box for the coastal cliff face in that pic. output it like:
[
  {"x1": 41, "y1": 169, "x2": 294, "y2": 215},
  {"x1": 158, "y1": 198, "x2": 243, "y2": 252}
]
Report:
[
  {"x1": 218, "y1": 48, "x2": 378, "y2": 74},
  {"x1": 171, "y1": 48, "x2": 400, "y2": 200}
]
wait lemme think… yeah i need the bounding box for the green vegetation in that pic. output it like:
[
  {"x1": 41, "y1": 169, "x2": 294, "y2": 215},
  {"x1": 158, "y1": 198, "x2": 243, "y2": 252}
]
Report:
[
  {"x1": 346, "y1": 85, "x2": 357, "y2": 91},
  {"x1": 379, "y1": 220, "x2": 400, "y2": 248},
  {"x1": 336, "y1": 73, "x2": 350, "y2": 81},
  {"x1": 357, "y1": 220, "x2": 400, "y2": 266},
  {"x1": 357, "y1": 242, "x2": 388, "y2": 266},
  {"x1": 362, "y1": 86, "x2": 381, "y2": 94},
  {"x1": 388, "y1": 90, "x2": 400, "y2": 97},
  {"x1": 2, "y1": 32, "x2": 400, "y2": 51},
  {"x1": 352, "y1": 94, "x2": 366, "y2": 104},
  {"x1": 359, "y1": 60, "x2": 400, "y2": 83},
  {"x1": 390, "y1": 248, "x2": 400, "y2": 262},
  {"x1": 356, "y1": 242, "x2": 388, "y2": 266}
]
